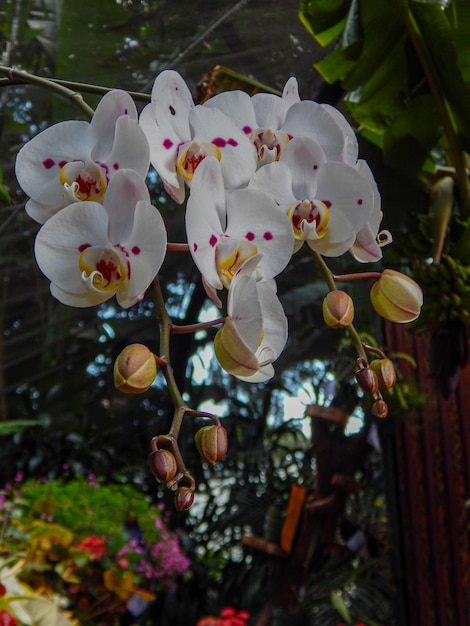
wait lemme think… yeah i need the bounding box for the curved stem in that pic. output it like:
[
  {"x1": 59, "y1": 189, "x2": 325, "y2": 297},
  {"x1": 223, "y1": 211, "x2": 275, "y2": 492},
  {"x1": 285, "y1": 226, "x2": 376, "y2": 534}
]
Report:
[
  {"x1": 333, "y1": 271, "x2": 382, "y2": 282},
  {"x1": 403, "y1": 10, "x2": 470, "y2": 214},
  {"x1": 150, "y1": 277, "x2": 187, "y2": 435},
  {"x1": 0, "y1": 66, "x2": 95, "y2": 119},
  {"x1": 170, "y1": 318, "x2": 225, "y2": 334},
  {"x1": 310, "y1": 250, "x2": 368, "y2": 361}
]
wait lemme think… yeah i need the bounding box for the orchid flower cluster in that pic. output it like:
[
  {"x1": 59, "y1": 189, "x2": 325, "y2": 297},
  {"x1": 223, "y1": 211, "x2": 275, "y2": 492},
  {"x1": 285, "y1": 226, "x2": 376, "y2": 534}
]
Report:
[{"x1": 14, "y1": 70, "x2": 423, "y2": 509}]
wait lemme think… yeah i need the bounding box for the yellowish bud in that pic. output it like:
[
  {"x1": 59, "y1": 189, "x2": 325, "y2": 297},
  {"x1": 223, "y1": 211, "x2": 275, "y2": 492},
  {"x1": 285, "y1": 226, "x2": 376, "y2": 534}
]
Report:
[
  {"x1": 370, "y1": 269, "x2": 423, "y2": 323},
  {"x1": 370, "y1": 358, "x2": 397, "y2": 390},
  {"x1": 322, "y1": 290, "x2": 355, "y2": 328},
  {"x1": 214, "y1": 318, "x2": 259, "y2": 377},
  {"x1": 195, "y1": 424, "x2": 228, "y2": 466},
  {"x1": 114, "y1": 343, "x2": 157, "y2": 394}
]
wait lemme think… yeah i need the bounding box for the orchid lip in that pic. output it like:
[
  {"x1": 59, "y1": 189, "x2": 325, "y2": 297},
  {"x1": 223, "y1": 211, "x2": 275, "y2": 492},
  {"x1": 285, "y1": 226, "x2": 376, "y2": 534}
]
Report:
[
  {"x1": 59, "y1": 160, "x2": 108, "y2": 202},
  {"x1": 176, "y1": 141, "x2": 222, "y2": 181},
  {"x1": 79, "y1": 246, "x2": 128, "y2": 293}
]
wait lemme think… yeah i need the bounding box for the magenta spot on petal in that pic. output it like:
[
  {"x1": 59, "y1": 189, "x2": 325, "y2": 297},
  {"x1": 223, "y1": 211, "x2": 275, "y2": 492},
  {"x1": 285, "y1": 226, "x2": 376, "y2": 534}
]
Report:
[
  {"x1": 131, "y1": 246, "x2": 141, "y2": 255},
  {"x1": 313, "y1": 164, "x2": 318, "y2": 170},
  {"x1": 227, "y1": 138, "x2": 238, "y2": 147},
  {"x1": 357, "y1": 198, "x2": 363, "y2": 205},
  {"x1": 78, "y1": 243, "x2": 91, "y2": 252},
  {"x1": 246, "y1": 232, "x2": 255, "y2": 241},
  {"x1": 193, "y1": 243, "x2": 198, "y2": 252},
  {"x1": 163, "y1": 138, "x2": 174, "y2": 149},
  {"x1": 242, "y1": 125, "x2": 252, "y2": 134},
  {"x1": 43, "y1": 158, "x2": 55, "y2": 169},
  {"x1": 212, "y1": 137, "x2": 227, "y2": 148},
  {"x1": 113, "y1": 163, "x2": 119, "y2": 170},
  {"x1": 263, "y1": 232, "x2": 273, "y2": 240},
  {"x1": 209, "y1": 234, "x2": 218, "y2": 247},
  {"x1": 124, "y1": 108, "x2": 128, "y2": 115},
  {"x1": 323, "y1": 200, "x2": 332, "y2": 208},
  {"x1": 58, "y1": 160, "x2": 67, "y2": 168},
  {"x1": 287, "y1": 133, "x2": 294, "y2": 140}
]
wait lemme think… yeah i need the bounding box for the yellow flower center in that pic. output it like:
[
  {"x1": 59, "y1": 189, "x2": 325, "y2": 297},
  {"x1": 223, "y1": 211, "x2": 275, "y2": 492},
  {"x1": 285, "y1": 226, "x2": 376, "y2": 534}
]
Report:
[
  {"x1": 60, "y1": 160, "x2": 108, "y2": 202},
  {"x1": 288, "y1": 199, "x2": 329, "y2": 240},
  {"x1": 177, "y1": 141, "x2": 222, "y2": 180},
  {"x1": 79, "y1": 246, "x2": 128, "y2": 293}
]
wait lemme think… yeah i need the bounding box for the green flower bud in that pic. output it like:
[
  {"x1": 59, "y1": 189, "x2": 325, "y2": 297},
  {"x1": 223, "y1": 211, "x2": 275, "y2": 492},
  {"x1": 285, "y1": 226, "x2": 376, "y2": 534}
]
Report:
[
  {"x1": 370, "y1": 269, "x2": 423, "y2": 323},
  {"x1": 370, "y1": 358, "x2": 397, "y2": 390},
  {"x1": 174, "y1": 486, "x2": 195, "y2": 511},
  {"x1": 195, "y1": 424, "x2": 228, "y2": 466},
  {"x1": 114, "y1": 343, "x2": 157, "y2": 394},
  {"x1": 148, "y1": 449, "x2": 178, "y2": 483},
  {"x1": 322, "y1": 290, "x2": 355, "y2": 328}
]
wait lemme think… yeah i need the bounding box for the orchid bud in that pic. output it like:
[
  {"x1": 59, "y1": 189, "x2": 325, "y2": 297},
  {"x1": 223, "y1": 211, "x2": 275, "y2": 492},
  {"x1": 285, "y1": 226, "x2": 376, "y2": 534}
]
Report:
[
  {"x1": 195, "y1": 424, "x2": 228, "y2": 466},
  {"x1": 148, "y1": 449, "x2": 178, "y2": 483},
  {"x1": 174, "y1": 486, "x2": 195, "y2": 511},
  {"x1": 370, "y1": 269, "x2": 423, "y2": 323},
  {"x1": 371, "y1": 399, "x2": 389, "y2": 419},
  {"x1": 355, "y1": 359, "x2": 379, "y2": 394},
  {"x1": 370, "y1": 358, "x2": 397, "y2": 390},
  {"x1": 114, "y1": 343, "x2": 157, "y2": 394},
  {"x1": 322, "y1": 290, "x2": 354, "y2": 328}
]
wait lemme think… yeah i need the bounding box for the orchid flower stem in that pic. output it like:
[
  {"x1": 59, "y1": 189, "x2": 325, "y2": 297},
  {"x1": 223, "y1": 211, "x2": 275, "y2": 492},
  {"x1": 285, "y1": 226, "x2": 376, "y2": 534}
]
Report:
[
  {"x1": 310, "y1": 250, "x2": 368, "y2": 362},
  {"x1": 150, "y1": 276, "x2": 187, "y2": 437},
  {"x1": 170, "y1": 318, "x2": 225, "y2": 334},
  {"x1": 363, "y1": 344, "x2": 387, "y2": 360},
  {"x1": 333, "y1": 271, "x2": 382, "y2": 282},
  {"x1": 167, "y1": 242, "x2": 190, "y2": 252},
  {"x1": 0, "y1": 65, "x2": 95, "y2": 119}
]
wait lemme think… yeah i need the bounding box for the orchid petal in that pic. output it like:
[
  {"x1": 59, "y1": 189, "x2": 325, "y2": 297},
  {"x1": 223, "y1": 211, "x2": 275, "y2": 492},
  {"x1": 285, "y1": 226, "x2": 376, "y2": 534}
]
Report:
[
  {"x1": 315, "y1": 161, "x2": 374, "y2": 233},
  {"x1": 185, "y1": 157, "x2": 227, "y2": 291},
  {"x1": 204, "y1": 90, "x2": 257, "y2": 135},
  {"x1": 124, "y1": 200, "x2": 167, "y2": 298},
  {"x1": 280, "y1": 137, "x2": 327, "y2": 199},
  {"x1": 227, "y1": 273, "x2": 264, "y2": 350},
  {"x1": 225, "y1": 187, "x2": 294, "y2": 279},
  {"x1": 103, "y1": 169, "x2": 150, "y2": 244},
  {"x1": 282, "y1": 76, "x2": 301, "y2": 105},
  {"x1": 320, "y1": 104, "x2": 359, "y2": 164},
  {"x1": 91, "y1": 89, "x2": 139, "y2": 159},
  {"x1": 149, "y1": 70, "x2": 194, "y2": 140},
  {"x1": 35, "y1": 202, "x2": 110, "y2": 294},
  {"x1": 189, "y1": 106, "x2": 257, "y2": 188},
  {"x1": 50, "y1": 282, "x2": 112, "y2": 307},
  {"x1": 282, "y1": 101, "x2": 349, "y2": 162},
  {"x1": 100, "y1": 115, "x2": 150, "y2": 178},
  {"x1": 248, "y1": 161, "x2": 297, "y2": 207},
  {"x1": 15, "y1": 120, "x2": 95, "y2": 206},
  {"x1": 139, "y1": 104, "x2": 182, "y2": 194},
  {"x1": 252, "y1": 92, "x2": 290, "y2": 129}
]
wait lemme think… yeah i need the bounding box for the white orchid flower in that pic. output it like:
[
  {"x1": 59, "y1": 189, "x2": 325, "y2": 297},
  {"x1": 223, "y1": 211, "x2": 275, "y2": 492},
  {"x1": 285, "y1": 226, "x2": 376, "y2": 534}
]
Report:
[
  {"x1": 15, "y1": 90, "x2": 150, "y2": 224},
  {"x1": 139, "y1": 70, "x2": 257, "y2": 203},
  {"x1": 204, "y1": 76, "x2": 358, "y2": 167},
  {"x1": 34, "y1": 169, "x2": 167, "y2": 308},
  {"x1": 248, "y1": 137, "x2": 375, "y2": 257},
  {"x1": 349, "y1": 160, "x2": 392, "y2": 262},
  {"x1": 214, "y1": 259, "x2": 288, "y2": 383},
  {"x1": 185, "y1": 157, "x2": 293, "y2": 300}
]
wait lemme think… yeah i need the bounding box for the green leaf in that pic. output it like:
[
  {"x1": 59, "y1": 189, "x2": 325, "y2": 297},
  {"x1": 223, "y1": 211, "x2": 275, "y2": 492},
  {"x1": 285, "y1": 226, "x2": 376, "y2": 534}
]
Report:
[
  {"x1": 382, "y1": 93, "x2": 441, "y2": 173},
  {"x1": 330, "y1": 589, "x2": 352, "y2": 622}
]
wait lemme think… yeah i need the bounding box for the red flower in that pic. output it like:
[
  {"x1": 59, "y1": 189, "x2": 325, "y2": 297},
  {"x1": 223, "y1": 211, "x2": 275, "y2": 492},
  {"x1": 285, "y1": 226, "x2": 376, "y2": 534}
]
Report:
[
  {"x1": 0, "y1": 610, "x2": 17, "y2": 626},
  {"x1": 77, "y1": 534, "x2": 107, "y2": 560}
]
